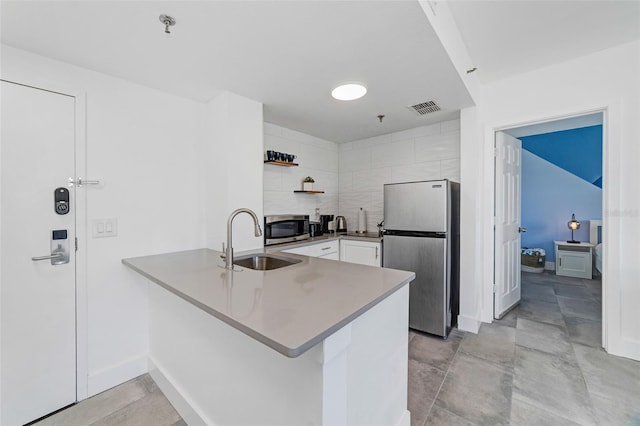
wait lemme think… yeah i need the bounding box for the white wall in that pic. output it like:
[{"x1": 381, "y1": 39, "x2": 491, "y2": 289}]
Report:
[
  {"x1": 263, "y1": 123, "x2": 338, "y2": 220},
  {"x1": 1, "y1": 45, "x2": 207, "y2": 395},
  {"x1": 204, "y1": 92, "x2": 264, "y2": 252},
  {"x1": 460, "y1": 40, "x2": 640, "y2": 360},
  {"x1": 338, "y1": 120, "x2": 460, "y2": 232}
]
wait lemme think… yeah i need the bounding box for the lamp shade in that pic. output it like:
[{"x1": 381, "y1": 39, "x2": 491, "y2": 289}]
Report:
[
  {"x1": 568, "y1": 213, "x2": 580, "y2": 230},
  {"x1": 567, "y1": 213, "x2": 581, "y2": 243}
]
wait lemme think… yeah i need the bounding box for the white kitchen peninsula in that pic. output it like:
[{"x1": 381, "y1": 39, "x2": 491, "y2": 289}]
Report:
[{"x1": 123, "y1": 249, "x2": 414, "y2": 426}]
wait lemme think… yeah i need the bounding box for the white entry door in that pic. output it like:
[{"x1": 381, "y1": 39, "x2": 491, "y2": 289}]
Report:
[
  {"x1": 494, "y1": 131, "x2": 523, "y2": 319},
  {"x1": 1, "y1": 81, "x2": 77, "y2": 425}
]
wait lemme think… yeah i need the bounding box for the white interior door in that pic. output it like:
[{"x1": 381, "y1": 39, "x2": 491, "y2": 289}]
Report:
[
  {"x1": 494, "y1": 131, "x2": 522, "y2": 319},
  {"x1": 1, "y1": 81, "x2": 77, "y2": 425}
]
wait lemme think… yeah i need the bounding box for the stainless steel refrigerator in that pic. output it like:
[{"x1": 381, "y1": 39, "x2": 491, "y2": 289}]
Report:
[{"x1": 382, "y1": 179, "x2": 460, "y2": 337}]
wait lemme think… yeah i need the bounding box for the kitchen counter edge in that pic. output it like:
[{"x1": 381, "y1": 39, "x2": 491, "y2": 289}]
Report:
[{"x1": 122, "y1": 248, "x2": 412, "y2": 358}]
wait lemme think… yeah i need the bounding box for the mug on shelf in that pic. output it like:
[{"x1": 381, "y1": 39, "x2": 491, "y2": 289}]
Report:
[
  {"x1": 286, "y1": 154, "x2": 296, "y2": 163},
  {"x1": 266, "y1": 150, "x2": 276, "y2": 161}
]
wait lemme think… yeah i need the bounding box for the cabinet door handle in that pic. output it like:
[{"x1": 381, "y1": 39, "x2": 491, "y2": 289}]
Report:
[
  {"x1": 375, "y1": 246, "x2": 379, "y2": 258},
  {"x1": 321, "y1": 246, "x2": 331, "y2": 251}
]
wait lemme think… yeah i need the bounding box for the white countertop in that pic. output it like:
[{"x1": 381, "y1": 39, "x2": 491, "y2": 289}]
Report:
[{"x1": 122, "y1": 248, "x2": 413, "y2": 358}]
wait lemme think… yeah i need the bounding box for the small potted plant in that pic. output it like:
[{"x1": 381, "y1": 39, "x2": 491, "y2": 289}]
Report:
[{"x1": 303, "y1": 176, "x2": 315, "y2": 191}]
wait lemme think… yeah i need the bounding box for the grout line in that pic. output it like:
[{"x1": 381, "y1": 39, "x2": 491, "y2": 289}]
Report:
[
  {"x1": 421, "y1": 338, "x2": 461, "y2": 426},
  {"x1": 519, "y1": 272, "x2": 602, "y2": 424}
]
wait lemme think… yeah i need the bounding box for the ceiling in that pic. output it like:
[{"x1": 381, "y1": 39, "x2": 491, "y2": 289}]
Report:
[
  {"x1": 448, "y1": 0, "x2": 640, "y2": 84},
  {"x1": 1, "y1": 1, "x2": 638, "y2": 143},
  {"x1": 0, "y1": 1, "x2": 470, "y2": 143}
]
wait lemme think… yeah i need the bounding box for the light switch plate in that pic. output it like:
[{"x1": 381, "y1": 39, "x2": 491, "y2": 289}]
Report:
[{"x1": 92, "y1": 218, "x2": 118, "y2": 238}]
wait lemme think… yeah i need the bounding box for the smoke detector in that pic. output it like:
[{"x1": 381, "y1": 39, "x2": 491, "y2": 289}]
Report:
[{"x1": 408, "y1": 101, "x2": 441, "y2": 115}]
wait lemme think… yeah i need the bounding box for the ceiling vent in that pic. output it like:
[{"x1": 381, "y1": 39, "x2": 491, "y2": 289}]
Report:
[{"x1": 409, "y1": 101, "x2": 441, "y2": 115}]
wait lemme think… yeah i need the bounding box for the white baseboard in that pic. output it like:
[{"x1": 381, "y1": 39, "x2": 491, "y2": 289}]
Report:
[
  {"x1": 87, "y1": 354, "x2": 148, "y2": 398},
  {"x1": 607, "y1": 337, "x2": 640, "y2": 362},
  {"x1": 457, "y1": 315, "x2": 481, "y2": 334},
  {"x1": 396, "y1": 409, "x2": 411, "y2": 426},
  {"x1": 148, "y1": 358, "x2": 209, "y2": 426}
]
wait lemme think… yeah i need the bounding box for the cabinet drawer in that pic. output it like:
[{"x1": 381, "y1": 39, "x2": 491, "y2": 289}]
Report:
[{"x1": 281, "y1": 240, "x2": 339, "y2": 258}]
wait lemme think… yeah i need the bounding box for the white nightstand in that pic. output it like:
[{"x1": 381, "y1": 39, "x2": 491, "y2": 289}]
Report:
[{"x1": 554, "y1": 241, "x2": 594, "y2": 279}]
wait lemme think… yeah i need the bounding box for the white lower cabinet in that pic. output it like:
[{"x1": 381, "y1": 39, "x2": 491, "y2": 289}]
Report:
[
  {"x1": 339, "y1": 239, "x2": 382, "y2": 267},
  {"x1": 281, "y1": 240, "x2": 340, "y2": 260},
  {"x1": 554, "y1": 241, "x2": 593, "y2": 279}
]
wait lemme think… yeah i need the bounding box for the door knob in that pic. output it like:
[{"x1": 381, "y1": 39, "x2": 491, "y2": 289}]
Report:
[{"x1": 518, "y1": 227, "x2": 527, "y2": 233}]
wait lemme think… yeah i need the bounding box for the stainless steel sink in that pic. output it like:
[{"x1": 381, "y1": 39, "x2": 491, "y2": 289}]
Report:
[{"x1": 233, "y1": 254, "x2": 301, "y2": 271}]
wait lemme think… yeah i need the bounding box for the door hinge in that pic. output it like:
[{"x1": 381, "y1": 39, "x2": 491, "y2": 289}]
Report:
[
  {"x1": 493, "y1": 284, "x2": 497, "y2": 294},
  {"x1": 75, "y1": 237, "x2": 78, "y2": 252}
]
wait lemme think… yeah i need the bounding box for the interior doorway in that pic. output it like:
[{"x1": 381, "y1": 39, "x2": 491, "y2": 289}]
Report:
[{"x1": 493, "y1": 111, "x2": 605, "y2": 346}]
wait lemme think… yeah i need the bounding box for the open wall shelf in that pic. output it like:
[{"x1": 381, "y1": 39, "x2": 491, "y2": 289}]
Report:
[
  {"x1": 294, "y1": 190, "x2": 325, "y2": 194},
  {"x1": 264, "y1": 160, "x2": 298, "y2": 167}
]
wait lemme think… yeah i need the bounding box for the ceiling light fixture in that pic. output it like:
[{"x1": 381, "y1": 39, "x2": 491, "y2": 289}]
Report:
[
  {"x1": 331, "y1": 82, "x2": 367, "y2": 101},
  {"x1": 159, "y1": 14, "x2": 176, "y2": 34}
]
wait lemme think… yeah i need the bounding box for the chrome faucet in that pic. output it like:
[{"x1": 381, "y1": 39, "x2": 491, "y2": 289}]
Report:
[{"x1": 223, "y1": 208, "x2": 262, "y2": 270}]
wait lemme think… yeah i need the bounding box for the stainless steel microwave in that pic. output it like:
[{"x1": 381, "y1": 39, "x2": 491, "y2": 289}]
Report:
[{"x1": 264, "y1": 215, "x2": 310, "y2": 246}]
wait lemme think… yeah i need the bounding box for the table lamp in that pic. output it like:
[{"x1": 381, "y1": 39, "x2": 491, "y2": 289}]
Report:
[{"x1": 567, "y1": 213, "x2": 580, "y2": 243}]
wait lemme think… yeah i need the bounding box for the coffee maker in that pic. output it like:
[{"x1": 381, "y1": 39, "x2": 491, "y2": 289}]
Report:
[{"x1": 319, "y1": 215, "x2": 334, "y2": 233}]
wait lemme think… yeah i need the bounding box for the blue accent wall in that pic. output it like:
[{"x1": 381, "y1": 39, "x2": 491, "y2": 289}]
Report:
[
  {"x1": 521, "y1": 125, "x2": 602, "y2": 188},
  {"x1": 521, "y1": 150, "x2": 602, "y2": 263}
]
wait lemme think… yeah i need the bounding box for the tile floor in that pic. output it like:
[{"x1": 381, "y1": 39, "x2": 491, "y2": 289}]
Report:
[
  {"x1": 33, "y1": 374, "x2": 184, "y2": 426},
  {"x1": 409, "y1": 271, "x2": 640, "y2": 426},
  {"x1": 35, "y1": 271, "x2": 640, "y2": 426}
]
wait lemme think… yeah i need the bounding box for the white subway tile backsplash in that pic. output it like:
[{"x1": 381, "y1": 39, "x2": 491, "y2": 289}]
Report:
[
  {"x1": 266, "y1": 122, "x2": 460, "y2": 232},
  {"x1": 415, "y1": 131, "x2": 460, "y2": 162},
  {"x1": 318, "y1": 194, "x2": 339, "y2": 217},
  {"x1": 440, "y1": 118, "x2": 461, "y2": 134},
  {"x1": 339, "y1": 172, "x2": 353, "y2": 192},
  {"x1": 352, "y1": 168, "x2": 392, "y2": 193},
  {"x1": 312, "y1": 169, "x2": 339, "y2": 191},
  {"x1": 390, "y1": 161, "x2": 441, "y2": 184},
  {"x1": 263, "y1": 166, "x2": 282, "y2": 191},
  {"x1": 264, "y1": 124, "x2": 339, "y2": 218},
  {"x1": 352, "y1": 133, "x2": 393, "y2": 150},
  {"x1": 371, "y1": 139, "x2": 414, "y2": 168},
  {"x1": 340, "y1": 141, "x2": 354, "y2": 152},
  {"x1": 440, "y1": 159, "x2": 461, "y2": 182},
  {"x1": 391, "y1": 122, "x2": 440, "y2": 142},
  {"x1": 264, "y1": 191, "x2": 299, "y2": 215},
  {"x1": 339, "y1": 146, "x2": 372, "y2": 172},
  {"x1": 281, "y1": 126, "x2": 315, "y2": 144},
  {"x1": 264, "y1": 134, "x2": 296, "y2": 154},
  {"x1": 264, "y1": 122, "x2": 283, "y2": 136},
  {"x1": 309, "y1": 135, "x2": 339, "y2": 152},
  {"x1": 316, "y1": 147, "x2": 339, "y2": 172},
  {"x1": 338, "y1": 123, "x2": 460, "y2": 228},
  {"x1": 281, "y1": 166, "x2": 303, "y2": 190}
]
